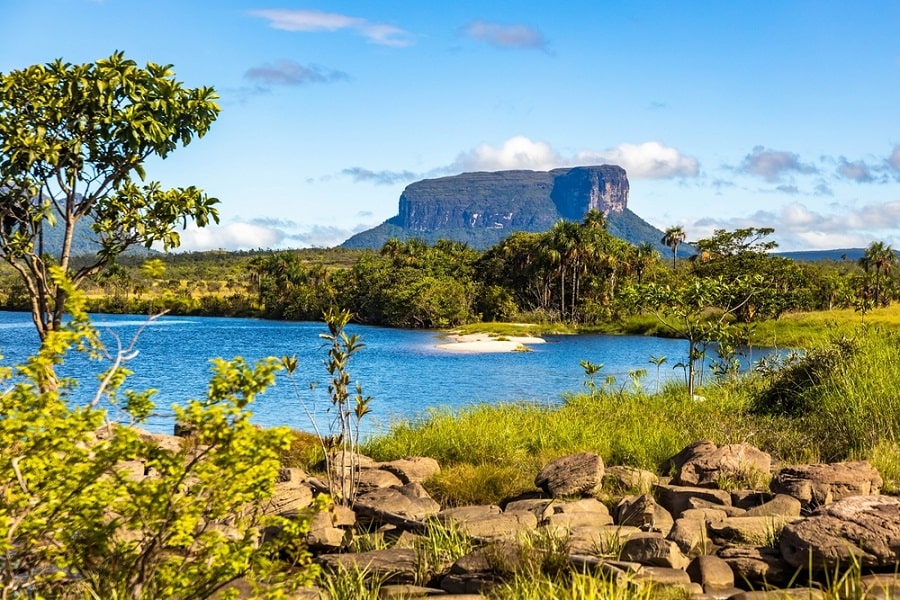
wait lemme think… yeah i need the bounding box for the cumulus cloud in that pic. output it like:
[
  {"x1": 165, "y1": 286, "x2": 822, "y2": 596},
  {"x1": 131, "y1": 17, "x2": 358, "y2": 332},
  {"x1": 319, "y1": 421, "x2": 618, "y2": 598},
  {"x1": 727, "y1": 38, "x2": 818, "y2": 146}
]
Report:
[
  {"x1": 169, "y1": 218, "x2": 371, "y2": 252},
  {"x1": 342, "y1": 167, "x2": 420, "y2": 185},
  {"x1": 245, "y1": 60, "x2": 348, "y2": 86},
  {"x1": 460, "y1": 20, "x2": 547, "y2": 50},
  {"x1": 688, "y1": 201, "x2": 900, "y2": 251},
  {"x1": 446, "y1": 136, "x2": 698, "y2": 178},
  {"x1": 249, "y1": 9, "x2": 414, "y2": 47},
  {"x1": 578, "y1": 141, "x2": 700, "y2": 179},
  {"x1": 738, "y1": 146, "x2": 817, "y2": 182},
  {"x1": 175, "y1": 222, "x2": 286, "y2": 252},
  {"x1": 451, "y1": 136, "x2": 562, "y2": 172},
  {"x1": 836, "y1": 158, "x2": 874, "y2": 182}
]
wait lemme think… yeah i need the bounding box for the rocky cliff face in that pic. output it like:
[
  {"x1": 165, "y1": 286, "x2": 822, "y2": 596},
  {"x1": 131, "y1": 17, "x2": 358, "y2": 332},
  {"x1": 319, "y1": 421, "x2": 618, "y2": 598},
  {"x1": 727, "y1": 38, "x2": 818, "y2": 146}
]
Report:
[
  {"x1": 342, "y1": 165, "x2": 646, "y2": 249},
  {"x1": 396, "y1": 165, "x2": 629, "y2": 232}
]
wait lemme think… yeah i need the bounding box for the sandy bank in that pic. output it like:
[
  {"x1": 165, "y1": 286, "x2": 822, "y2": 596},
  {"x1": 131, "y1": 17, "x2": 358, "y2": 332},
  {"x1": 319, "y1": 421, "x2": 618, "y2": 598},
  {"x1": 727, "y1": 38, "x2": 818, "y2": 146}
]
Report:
[{"x1": 435, "y1": 332, "x2": 546, "y2": 353}]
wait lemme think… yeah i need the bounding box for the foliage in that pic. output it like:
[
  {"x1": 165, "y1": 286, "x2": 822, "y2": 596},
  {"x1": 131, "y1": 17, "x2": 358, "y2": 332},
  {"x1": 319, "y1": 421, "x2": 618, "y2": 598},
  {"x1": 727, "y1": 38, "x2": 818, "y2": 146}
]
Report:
[
  {"x1": 0, "y1": 52, "x2": 220, "y2": 341},
  {"x1": 282, "y1": 308, "x2": 372, "y2": 506},
  {"x1": 0, "y1": 273, "x2": 317, "y2": 599}
]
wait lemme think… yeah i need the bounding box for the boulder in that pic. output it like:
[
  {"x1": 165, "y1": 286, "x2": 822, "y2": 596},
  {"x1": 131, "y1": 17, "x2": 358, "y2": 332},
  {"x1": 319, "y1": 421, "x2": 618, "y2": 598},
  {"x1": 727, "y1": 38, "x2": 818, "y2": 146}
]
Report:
[
  {"x1": 355, "y1": 482, "x2": 441, "y2": 523},
  {"x1": 620, "y1": 534, "x2": 691, "y2": 570},
  {"x1": 261, "y1": 467, "x2": 314, "y2": 518},
  {"x1": 655, "y1": 484, "x2": 732, "y2": 518},
  {"x1": 439, "y1": 505, "x2": 537, "y2": 539},
  {"x1": 667, "y1": 517, "x2": 710, "y2": 558},
  {"x1": 717, "y1": 545, "x2": 792, "y2": 587},
  {"x1": 686, "y1": 555, "x2": 735, "y2": 593},
  {"x1": 355, "y1": 467, "x2": 405, "y2": 493},
  {"x1": 604, "y1": 466, "x2": 658, "y2": 495},
  {"x1": 378, "y1": 456, "x2": 441, "y2": 484},
  {"x1": 770, "y1": 461, "x2": 882, "y2": 508},
  {"x1": 317, "y1": 548, "x2": 418, "y2": 585},
  {"x1": 744, "y1": 494, "x2": 802, "y2": 518},
  {"x1": 541, "y1": 497, "x2": 613, "y2": 529},
  {"x1": 535, "y1": 452, "x2": 604, "y2": 498},
  {"x1": 707, "y1": 515, "x2": 800, "y2": 546},
  {"x1": 670, "y1": 441, "x2": 772, "y2": 488},
  {"x1": 779, "y1": 495, "x2": 900, "y2": 570},
  {"x1": 615, "y1": 494, "x2": 674, "y2": 535}
]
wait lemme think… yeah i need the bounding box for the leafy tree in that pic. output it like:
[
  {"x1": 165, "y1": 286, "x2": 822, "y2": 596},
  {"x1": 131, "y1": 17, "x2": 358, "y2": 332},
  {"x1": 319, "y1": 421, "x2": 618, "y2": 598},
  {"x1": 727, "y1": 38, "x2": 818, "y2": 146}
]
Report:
[
  {"x1": 0, "y1": 52, "x2": 220, "y2": 342},
  {"x1": 692, "y1": 227, "x2": 778, "y2": 259},
  {"x1": 858, "y1": 241, "x2": 897, "y2": 306},
  {"x1": 625, "y1": 275, "x2": 762, "y2": 397},
  {"x1": 661, "y1": 225, "x2": 686, "y2": 268}
]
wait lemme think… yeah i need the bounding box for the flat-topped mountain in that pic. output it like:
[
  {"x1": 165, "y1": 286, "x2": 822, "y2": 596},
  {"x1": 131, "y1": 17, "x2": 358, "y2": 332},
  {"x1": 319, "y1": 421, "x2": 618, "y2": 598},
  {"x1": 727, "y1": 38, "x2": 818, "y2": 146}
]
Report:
[{"x1": 342, "y1": 165, "x2": 669, "y2": 250}]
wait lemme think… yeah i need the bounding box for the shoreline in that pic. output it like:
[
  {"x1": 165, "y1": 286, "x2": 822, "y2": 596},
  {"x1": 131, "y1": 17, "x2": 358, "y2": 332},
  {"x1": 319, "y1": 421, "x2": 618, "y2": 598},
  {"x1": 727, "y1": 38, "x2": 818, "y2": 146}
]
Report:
[{"x1": 435, "y1": 332, "x2": 546, "y2": 353}]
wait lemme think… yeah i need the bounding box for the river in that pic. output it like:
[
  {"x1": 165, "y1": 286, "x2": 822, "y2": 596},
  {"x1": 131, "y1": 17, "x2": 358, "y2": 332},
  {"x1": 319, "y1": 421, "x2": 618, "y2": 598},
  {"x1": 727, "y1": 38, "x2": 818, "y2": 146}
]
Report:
[{"x1": 0, "y1": 312, "x2": 769, "y2": 437}]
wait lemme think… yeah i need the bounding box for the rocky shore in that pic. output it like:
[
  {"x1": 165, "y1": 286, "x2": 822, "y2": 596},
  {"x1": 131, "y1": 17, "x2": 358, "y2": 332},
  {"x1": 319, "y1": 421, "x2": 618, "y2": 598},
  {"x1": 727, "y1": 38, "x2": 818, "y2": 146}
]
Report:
[{"x1": 187, "y1": 435, "x2": 900, "y2": 599}]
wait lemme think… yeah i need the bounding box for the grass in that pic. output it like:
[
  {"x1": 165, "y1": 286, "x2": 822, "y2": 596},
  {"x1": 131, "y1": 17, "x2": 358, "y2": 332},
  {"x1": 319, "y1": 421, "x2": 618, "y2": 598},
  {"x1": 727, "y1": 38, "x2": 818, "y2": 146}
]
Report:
[{"x1": 362, "y1": 325, "x2": 900, "y2": 506}]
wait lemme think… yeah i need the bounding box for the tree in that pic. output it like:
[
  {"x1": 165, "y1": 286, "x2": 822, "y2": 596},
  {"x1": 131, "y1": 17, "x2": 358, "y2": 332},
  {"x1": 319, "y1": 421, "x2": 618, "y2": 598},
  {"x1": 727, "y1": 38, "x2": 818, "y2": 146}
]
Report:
[
  {"x1": 0, "y1": 52, "x2": 220, "y2": 342},
  {"x1": 858, "y1": 241, "x2": 897, "y2": 306},
  {"x1": 661, "y1": 225, "x2": 686, "y2": 268}
]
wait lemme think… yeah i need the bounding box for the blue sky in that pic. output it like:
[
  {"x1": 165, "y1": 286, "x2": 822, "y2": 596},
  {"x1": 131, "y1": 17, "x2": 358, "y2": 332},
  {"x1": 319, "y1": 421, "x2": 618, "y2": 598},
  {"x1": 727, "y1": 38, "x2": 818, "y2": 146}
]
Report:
[{"x1": 3, "y1": 0, "x2": 900, "y2": 252}]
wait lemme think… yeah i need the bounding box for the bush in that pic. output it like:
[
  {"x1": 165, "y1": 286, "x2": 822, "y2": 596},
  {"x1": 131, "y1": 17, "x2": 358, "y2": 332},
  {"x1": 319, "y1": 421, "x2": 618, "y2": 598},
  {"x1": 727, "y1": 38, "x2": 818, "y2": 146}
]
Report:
[{"x1": 0, "y1": 281, "x2": 318, "y2": 598}]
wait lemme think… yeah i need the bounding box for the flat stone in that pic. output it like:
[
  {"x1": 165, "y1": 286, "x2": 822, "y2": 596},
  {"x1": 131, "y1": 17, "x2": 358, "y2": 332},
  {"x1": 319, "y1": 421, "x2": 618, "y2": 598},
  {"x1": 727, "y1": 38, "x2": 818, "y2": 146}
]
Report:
[
  {"x1": 707, "y1": 515, "x2": 801, "y2": 546},
  {"x1": 378, "y1": 457, "x2": 441, "y2": 484},
  {"x1": 655, "y1": 484, "x2": 732, "y2": 518},
  {"x1": 568, "y1": 524, "x2": 643, "y2": 556},
  {"x1": 770, "y1": 461, "x2": 882, "y2": 508},
  {"x1": 357, "y1": 467, "x2": 405, "y2": 493},
  {"x1": 620, "y1": 534, "x2": 690, "y2": 570},
  {"x1": 686, "y1": 555, "x2": 735, "y2": 592},
  {"x1": 535, "y1": 452, "x2": 604, "y2": 498},
  {"x1": 717, "y1": 545, "x2": 791, "y2": 587},
  {"x1": 779, "y1": 495, "x2": 900, "y2": 570},
  {"x1": 318, "y1": 548, "x2": 418, "y2": 585},
  {"x1": 356, "y1": 482, "x2": 441, "y2": 522},
  {"x1": 615, "y1": 494, "x2": 674, "y2": 534},
  {"x1": 744, "y1": 494, "x2": 802, "y2": 517},
  {"x1": 604, "y1": 465, "x2": 658, "y2": 494},
  {"x1": 630, "y1": 566, "x2": 693, "y2": 591},
  {"x1": 671, "y1": 441, "x2": 772, "y2": 489},
  {"x1": 667, "y1": 517, "x2": 709, "y2": 558},
  {"x1": 729, "y1": 590, "x2": 825, "y2": 600},
  {"x1": 379, "y1": 584, "x2": 447, "y2": 597}
]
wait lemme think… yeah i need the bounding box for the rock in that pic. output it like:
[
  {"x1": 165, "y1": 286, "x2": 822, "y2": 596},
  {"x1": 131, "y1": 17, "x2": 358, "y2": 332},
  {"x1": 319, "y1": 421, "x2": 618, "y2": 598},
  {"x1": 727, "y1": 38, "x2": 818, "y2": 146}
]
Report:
[
  {"x1": 503, "y1": 498, "x2": 552, "y2": 517},
  {"x1": 356, "y1": 467, "x2": 405, "y2": 493},
  {"x1": 541, "y1": 497, "x2": 613, "y2": 529},
  {"x1": 535, "y1": 452, "x2": 604, "y2": 498},
  {"x1": 667, "y1": 517, "x2": 709, "y2": 558},
  {"x1": 670, "y1": 441, "x2": 771, "y2": 488},
  {"x1": 439, "y1": 573, "x2": 502, "y2": 595},
  {"x1": 744, "y1": 494, "x2": 802, "y2": 518},
  {"x1": 568, "y1": 525, "x2": 642, "y2": 556},
  {"x1": 707, "y1": 515, "x2": 800, "y2": 546},
  {"x1": 732, "y1": 490, "x2": 775, "y2": 510},
  {"x1": 317, "y1": 548, "x2": 418, "y2": 585},
  {"x1": 615, "y1": 494, "x2": 674, "y2": 535},
  {"x1": 717, "y1": 545, "x2": 791, "y2": 587},
  {"x1": 603, "y1": 466, "x2": 658, "y2": 495},
  {"x1": 439, "y1": 505, "x2": 536, "y2": 539},
  {"x1": 655, "y1": 484, "x2": 732, "y2": 518},
  {"x1": 686, "y1": 555, "x2": 735, "y2": 593},
  {"x1": 630, "y1": 566, "x2": 693, "y2": 592},
  {"x1": 770, "y1": 461, "x2": 882, "y2": 508},
  {"x1": 859, "y1": 573, "x2": 900, "y2": 599},
  {"x1": 729, "y1": 590, "x2": 825, "y2": 600},
  {"x1": 356, "y1": 482, "x2": 441, "y2": 522},
  {"x1": 620, "y1": 534, "x2": 691, "y2": 570},
  {"x1": 779, "y1": 495, "x2": 900, "y2": 570},
  {"x1": 262, "y1": 468, "x2": 313, "y2": 518},
  {"x1": 378, "y1": 457, "x2": 441, "y2": 484},
  {"x1": 306, "y1": 526, "x2": 350, "y2": 551}
]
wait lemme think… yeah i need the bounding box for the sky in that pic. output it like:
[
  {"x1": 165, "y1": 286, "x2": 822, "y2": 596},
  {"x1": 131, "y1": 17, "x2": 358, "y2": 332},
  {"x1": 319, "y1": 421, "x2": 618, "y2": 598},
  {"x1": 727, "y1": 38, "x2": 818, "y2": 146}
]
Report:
[{"x1": 2, "y1": 0, "x2": 900, "y2": 252}]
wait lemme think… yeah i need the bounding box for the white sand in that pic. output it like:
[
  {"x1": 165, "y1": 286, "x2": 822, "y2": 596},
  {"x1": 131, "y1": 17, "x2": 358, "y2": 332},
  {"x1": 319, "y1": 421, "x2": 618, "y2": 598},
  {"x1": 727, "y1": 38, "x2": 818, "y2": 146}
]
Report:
[{"x1": 435, "y1": 332, "x2": 545, "y2": 353}]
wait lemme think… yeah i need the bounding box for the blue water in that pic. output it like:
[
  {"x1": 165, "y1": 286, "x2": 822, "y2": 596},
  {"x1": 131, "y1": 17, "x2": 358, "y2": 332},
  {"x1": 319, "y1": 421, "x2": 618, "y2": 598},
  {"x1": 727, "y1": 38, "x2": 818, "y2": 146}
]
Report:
[{"x1": 0, "y1": 312, "x2": 768, "y2": 437}]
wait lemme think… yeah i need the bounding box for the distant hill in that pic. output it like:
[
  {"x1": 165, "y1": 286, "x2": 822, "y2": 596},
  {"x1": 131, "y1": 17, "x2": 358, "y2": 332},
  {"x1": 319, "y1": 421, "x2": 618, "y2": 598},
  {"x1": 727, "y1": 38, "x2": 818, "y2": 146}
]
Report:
[
  {"x1": 342, "y1": 166, "x2": 677, "y2": 252},
  {"x1": 774, "y1": 248, "x2": 866, "y2": 262}
]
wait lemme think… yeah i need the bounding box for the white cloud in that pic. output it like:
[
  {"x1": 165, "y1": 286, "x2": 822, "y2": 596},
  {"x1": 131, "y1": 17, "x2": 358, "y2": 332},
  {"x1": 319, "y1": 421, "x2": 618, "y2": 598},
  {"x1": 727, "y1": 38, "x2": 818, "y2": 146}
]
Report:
[
  {"x1": 451, "y1": 135, "x2": 562, "y2": 172},
  {"x1": 447, "y1": 136, "x2": 698, "y2": 179},
  {"x1": 688, "y1": 201, "x2": 900, "y2": 251},
  {"x1": 578, "y1": 141, "x2": 700, "y2": 178},
  {"x1": 249, "y1": 9, "x2": 414, "y2": 47},
  {"x1": 889, "y1": 145, "x2": 900, "y2": 171},
  {"x1": 174, "y1": 222, "x2": 285, "y2": 252}
]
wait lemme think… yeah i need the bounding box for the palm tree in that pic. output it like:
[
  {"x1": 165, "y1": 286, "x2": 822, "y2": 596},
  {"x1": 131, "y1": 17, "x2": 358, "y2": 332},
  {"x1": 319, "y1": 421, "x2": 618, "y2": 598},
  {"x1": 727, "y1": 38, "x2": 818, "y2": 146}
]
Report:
[
  {"x1": 859, "y1": 241, "x2": 897, "y2": 306},
  {"x1": 661, "y1": 226, "x2": 686, "y2": 268}
]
